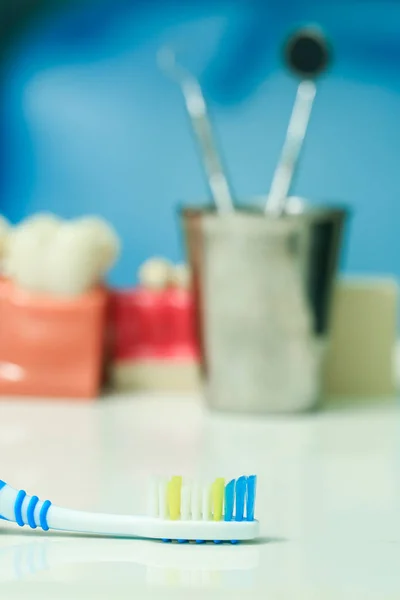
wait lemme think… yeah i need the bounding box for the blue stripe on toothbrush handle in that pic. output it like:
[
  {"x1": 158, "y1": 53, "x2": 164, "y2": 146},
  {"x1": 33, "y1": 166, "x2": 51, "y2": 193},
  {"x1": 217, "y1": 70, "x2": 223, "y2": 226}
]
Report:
[
  {"x1": 246, "y1": 475, "x2": 257, "y2": 521},
  {"x1": 39, "y1": 500, "x2": 52, "y2": 531},
  {"x1": 27, "y1": 496, "x2": 39, "y2": 529},
  {"x1": 224, "y1": 479, "x2": 235, "y2": 521},
  {"x1": 235, "y1": 476, "x2": 247, "y2": 521},
  {"x1": 15, "y1": 490, "x2": 27, "y2": 527}
]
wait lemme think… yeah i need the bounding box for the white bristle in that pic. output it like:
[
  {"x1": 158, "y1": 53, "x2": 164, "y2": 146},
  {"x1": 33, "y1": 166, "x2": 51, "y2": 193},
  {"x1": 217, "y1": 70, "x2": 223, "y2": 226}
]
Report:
[
  {"x1": 148, "y1": 477, "x2": 159, "y2": 518},
  {"x1": 191, "y1": 482, "x2": 202, "y2": 521},
  {"x1": 158, "y1": 479, "x2": 168, "y2": 519},
  {"x1": 202, "y1": 483, "x2": 212, "y2": 521},
  {"x1": 181, "y1": 480, "x2": 191, "y2": 520}
]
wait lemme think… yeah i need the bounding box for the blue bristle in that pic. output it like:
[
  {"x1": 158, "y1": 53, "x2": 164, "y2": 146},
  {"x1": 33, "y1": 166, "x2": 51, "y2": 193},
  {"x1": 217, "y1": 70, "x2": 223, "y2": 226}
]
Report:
[
  {"x1": 231, "y1": 540, "x2": 239, "y2": 544},
  {"x1": 162, "y1": 539, "x2": 171, "y2": 543},
  {"x1": 177, "y1": 539, "x2": 188, "y2": 544},
  {"x1": 246, "y1": 475, "x2": 257, "y2": 521},
  {"x1": 224, "y1": 479, "x2": 235, "y2": 521},
  {"x1": 195, "y1": 540, "x2": 205, "y2": 544},
  {"x1": 235, "y1": 476, "x2": 247, "y2": 521},
  {"x1": 213, "y1": 540, "x2": 222, "y2": 544}
]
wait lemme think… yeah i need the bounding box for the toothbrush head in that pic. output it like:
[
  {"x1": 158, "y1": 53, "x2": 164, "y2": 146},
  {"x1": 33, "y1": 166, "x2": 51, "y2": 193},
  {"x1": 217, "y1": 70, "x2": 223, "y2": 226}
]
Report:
[{"x1": 147, "y1": 475, "x2": 258, "y2": 544}]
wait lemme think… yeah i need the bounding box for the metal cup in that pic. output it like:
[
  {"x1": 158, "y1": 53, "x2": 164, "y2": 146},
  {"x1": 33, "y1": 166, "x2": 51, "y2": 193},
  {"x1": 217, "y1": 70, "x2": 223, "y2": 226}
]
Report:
[{"x1": 181, "y1": 203, "x2": 347, "y2": 413}]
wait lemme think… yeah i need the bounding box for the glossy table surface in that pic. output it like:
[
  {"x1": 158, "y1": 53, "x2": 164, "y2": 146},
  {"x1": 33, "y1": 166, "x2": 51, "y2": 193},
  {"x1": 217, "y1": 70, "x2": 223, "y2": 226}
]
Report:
[{"x1": 1, "y1": 393, "x2": 400, "y2": 599}]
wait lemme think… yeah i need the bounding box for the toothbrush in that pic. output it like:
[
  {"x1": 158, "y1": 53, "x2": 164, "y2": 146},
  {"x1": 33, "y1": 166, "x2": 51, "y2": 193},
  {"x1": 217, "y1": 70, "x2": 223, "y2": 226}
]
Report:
[{"x1": 0, "y1": 475, "x2": 258, "y2": 543}]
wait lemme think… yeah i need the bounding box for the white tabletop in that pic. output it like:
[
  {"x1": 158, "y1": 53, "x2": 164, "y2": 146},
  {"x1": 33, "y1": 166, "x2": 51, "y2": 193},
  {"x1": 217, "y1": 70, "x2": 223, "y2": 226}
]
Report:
[{"x1": 1, "y1": 394, "x2": 400, "y2": 599}]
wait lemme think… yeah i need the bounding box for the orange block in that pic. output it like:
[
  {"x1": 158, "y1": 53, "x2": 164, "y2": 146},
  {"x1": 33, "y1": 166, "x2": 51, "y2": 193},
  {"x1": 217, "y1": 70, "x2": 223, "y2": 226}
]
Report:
[{"x1": 0, "y1": 280, "x2": 108, "y2": 399}]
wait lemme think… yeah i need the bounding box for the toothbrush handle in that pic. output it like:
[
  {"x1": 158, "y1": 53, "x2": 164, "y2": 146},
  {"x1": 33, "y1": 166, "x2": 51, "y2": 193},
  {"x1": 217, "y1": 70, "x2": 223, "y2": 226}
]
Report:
[
  {"x1": 0, "y1": 480, "x2": 149, "y2": 537},
  {"x1": 0, "y1": 480, "x2": 52, "y2": 531}
]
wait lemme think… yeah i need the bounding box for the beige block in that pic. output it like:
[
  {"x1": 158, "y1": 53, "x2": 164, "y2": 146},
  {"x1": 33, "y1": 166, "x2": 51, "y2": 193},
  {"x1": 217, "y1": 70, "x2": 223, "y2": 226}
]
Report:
[
  {"x1": 110, "y1": 360, "x2": 201, "y2": 393},
  {"x1": 323, "y1": 277, "x2": 398, "y2": 397}
]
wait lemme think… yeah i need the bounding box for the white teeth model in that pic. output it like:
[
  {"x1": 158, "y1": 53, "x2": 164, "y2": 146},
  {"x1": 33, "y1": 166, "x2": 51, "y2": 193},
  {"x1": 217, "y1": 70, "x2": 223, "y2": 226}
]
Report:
[
  {"x1": 73, "y1": 216, "x2": 120, "y2": 276},
  {"x1": 4, "y1": 213, "x2": 62, "y2": 292},
  {"x1": 44, "y1": 217, "x2": 120, "y2": 297},
  {"x1": 139, "y1": 258, "x2": 173, "y2": 290},
  {"x1": 5, "y1": 213, "x2": 120, "y2": 297}
]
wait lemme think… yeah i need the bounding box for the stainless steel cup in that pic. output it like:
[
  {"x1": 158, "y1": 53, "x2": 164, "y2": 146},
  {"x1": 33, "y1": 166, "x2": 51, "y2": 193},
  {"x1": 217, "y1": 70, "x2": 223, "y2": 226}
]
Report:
[{"x1": 181, "y1": 204, "x2": 347, "y2": 413}]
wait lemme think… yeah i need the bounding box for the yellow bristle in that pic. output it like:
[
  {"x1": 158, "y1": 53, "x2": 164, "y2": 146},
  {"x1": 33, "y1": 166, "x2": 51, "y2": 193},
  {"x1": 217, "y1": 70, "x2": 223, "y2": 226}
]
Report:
[
  {"x1": 167, "y1": 476, "x2": 182, "y2": 520},
  {"x1": 212, "y1": 477, "x2": 225, "y2": 521}
]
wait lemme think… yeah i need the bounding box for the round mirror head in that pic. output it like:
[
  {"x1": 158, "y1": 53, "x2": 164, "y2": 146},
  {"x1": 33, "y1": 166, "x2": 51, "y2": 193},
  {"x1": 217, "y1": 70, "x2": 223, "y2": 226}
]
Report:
[{"x1": 284, "y1": 28, "x2": 330, "y2": 78}]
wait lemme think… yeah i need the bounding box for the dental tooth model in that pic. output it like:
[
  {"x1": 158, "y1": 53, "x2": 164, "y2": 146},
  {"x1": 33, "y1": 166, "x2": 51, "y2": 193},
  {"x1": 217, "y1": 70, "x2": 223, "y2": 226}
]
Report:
[
  {"x1": 0, "y1": 212, "x2": 117, "y2": 398},
  {"x1": 4, "y1": 213, "x2": 62, "y2": 292},
  {"x1": 43, "y1": 217, "x2": 120, "y2": 297},
  {"x1": 110, "y1": 258, "x2": 200, "y2": 392},
  {"x1": 5, "y1": 214, "x2": 120, "y2": 297},
  {"x1": 73, "y1": 216, "x2": 120, "y2": 276},
  {"x1": 138, "y1": 258, "x2": 174, "y2": 290}
]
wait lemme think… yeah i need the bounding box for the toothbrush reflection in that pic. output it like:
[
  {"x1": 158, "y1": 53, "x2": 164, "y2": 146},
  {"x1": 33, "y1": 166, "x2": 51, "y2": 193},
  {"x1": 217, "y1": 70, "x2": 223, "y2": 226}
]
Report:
[{"x1": 0, "y1": 532, "x2": 260, "y2": 587}]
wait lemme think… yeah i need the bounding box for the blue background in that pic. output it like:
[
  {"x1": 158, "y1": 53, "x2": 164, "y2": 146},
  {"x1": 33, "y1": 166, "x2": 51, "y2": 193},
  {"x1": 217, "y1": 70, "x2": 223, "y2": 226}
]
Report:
[{"x1": 1, "y1": 0, "x2": 400, "y2": 286}]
